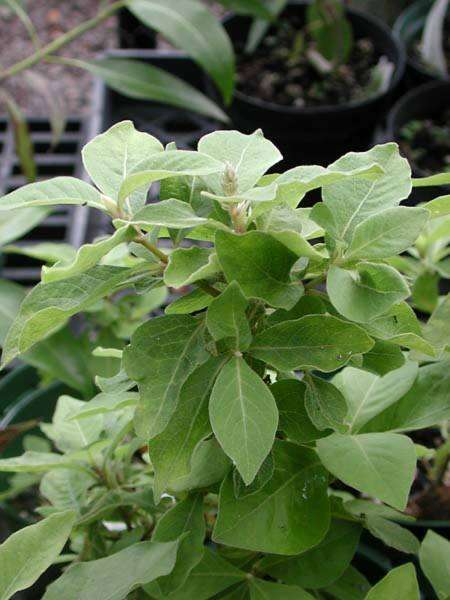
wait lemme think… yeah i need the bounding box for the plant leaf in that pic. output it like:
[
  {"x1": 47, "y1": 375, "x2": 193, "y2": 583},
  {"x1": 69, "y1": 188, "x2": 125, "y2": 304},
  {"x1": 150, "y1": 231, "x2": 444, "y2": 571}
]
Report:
[
  {"x1": 304, "y1": 375, "x2": 348, "y2": 432},
  {"x1": 0, "y1": 510, "x2": 76, "y2": 600},
  {"x1": 209, "y1": 356, "x2": 278, "y2": 485},
  {"x1": 365, "y1": 516, "x2": 419, "y2": 554},
  {"x1": 344, "y1": 206, "x2": 429, "y2": 260},
  {"x1": 0, "y1": 177, "x2": 103, "y2": 211},
  {"x1": 123, "y1": 315, "x2": 209, "y2": 439},
  {"x1": 249, "y1": 579, "x2": 314, "y2": 599},
  {"x1": 128, "y1": 0, "x2": 235, "y2": 103},
  {"x1": 317, "y1": 432, "x2": 416, "y2": 510},
  {"x1": 260, "y1": 519, "x2": 362, "y2": 589},
  {"x1": 419, "y1": 531, "x2": 450, "y2": 599},
  {"x1": 364, "y1": 564, "x2": 419, "y2": 599},
  {"x1": 78, "y1": 58, "x2": 228, "y2": 122},
  {"x1": 421, "y1": 0, "x2": 449, "y2": 76},
  {"x1": 213, "y1": 440, "x2": 330, "y2": 554},
  {"x1": 0, "y1": 451, "x2": 88, "y2": 473},
  {"x1": 164, "y1": 247, "x2": 220, "y2": 288},
  {"x1": 149, "y1": 356, "x2": 227, "y2": 500},
  {"x1": 206, "y1": 281, "x2": 252, "y2": 350},
  {"x1": 215, "y1": 230, "x2": 303, "y2": 310},
  {"x1": 0, "y1": 207, "x2": 50, "y2": 245},
  {"x1": 122, "y1": 198, "x2": 209, "y2": 230},
  {"x1": 250, "y1": 315, "x2": 374, "y2": 372},
  {"x1": 43, "y1": 540, "x2": 180, "y2": 600}
]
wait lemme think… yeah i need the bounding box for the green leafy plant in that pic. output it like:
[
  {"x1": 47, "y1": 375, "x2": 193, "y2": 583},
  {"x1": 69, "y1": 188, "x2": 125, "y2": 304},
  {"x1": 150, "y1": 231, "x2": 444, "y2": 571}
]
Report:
[{"x1": 0, "y1": 122, "x2": 450, "y2": 598}]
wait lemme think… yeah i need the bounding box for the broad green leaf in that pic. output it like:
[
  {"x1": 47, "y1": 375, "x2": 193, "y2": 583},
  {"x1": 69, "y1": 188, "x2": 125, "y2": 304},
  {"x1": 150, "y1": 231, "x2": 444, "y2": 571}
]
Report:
[
  {"x1": 275, "y1": 161, "x2": 384, "y2": 208},
  {"x1": 304, "y1": 375, "x2": 348, "y2": 432},
  {"x1": 213, "y1": 440, "x2": 330, "y2": 554},
  {"x1": 362, "y1": 361, "x2": 450, "y2": 433},
  {"x1": 233, "y1": 453, "x2": 274, "y2": 498},
  {"x1": 198, "y1": 130, "x2": 282, "y2": 194},
  {"x1": 327, "y1": 263, "x2": 410, "y2": 323},
  {"x1": 40, "y1": 469, "x2": 94, "y2": 513},
  {"x1": 164, "y1": 247, "x2": 220, "y2": 288},
  {"x1": 344, "y1": 207, "x2": 429, "y2": 260},
  {"x1": 202, "y1": 183, "x2": 278, "y2": 213},
  {"x1": 123, "y1": 315, "x2": 208, "y2": 439},
  {"x1": 324, "y1": 566, "x2": 370, "y2": 600},
  {"x1": 206, "y1": 281, "x2": 252, "y2": 350},
  {"x1": 148, "y1": 494, "x2": 205, "y2": 596},
  {"x1": 149, "y1": 356, "x2": 226, "y2": 500},
  {"x1": 1, "y1": 265, "x2": 145, "y2": 367},
  {"x1": 209, "y1": 356, "x2": 278, "y2": 485},
  {"x1": 364, "y1": 564, "x2": 419, "y2": 600},
  {"x1": 122, "y1": 198, "x2": 208, "y2": 230},
  {"x1": 82, "y1": 120, "x2": 163, "y2": 212},
  {"x1": 361, "y1": 340, "x2": 405, "y2": 376},
  {"x1": 419, "y1": 531, "x2": 450, "y2": 599},
  {"x1": 128, "y1": 0, "x2": 234, "y2": 103},
  {"x1": 0, "y1": 510, "x2": 76, "y2": 600},
  {"x1": 271, "y1": 379, "x2": 326, "y2": 443},
  {"x1": 166, "y1": 548, "x2": 246, "y2": 600},
  {"x1": 79, "y1": 58, "x2": 228, "y2": 122},
  {"x1": 170, "y1": 438, "x2": 231, "y2": 493},
  {"x1": 424, "y1": 194, "x2": 450, "y2": 218},
  {"x1": 215, "y1": 230, "x2": 302, "y2": 310},
  {"x1": 42, "y1": 226, "x2": 135, "y2": 283},
  {"x1": 0, "y1": 451, "x2": 88, "y2": 473},
  {"x1": 363, "y1": 302, "x2": 436, "y2": 356},
  {"x1": 333, "y1": 361, "x2": 418, "y2": 433},
  {"x1": 40, "y1": 395, "x2": 103, "y2": 452},
  {"x1": 0, "y1": 279, "x2": 25, "y2": 344},
  {"x1": 413, "y1": 173, "x2": 450, "y2": 187},
  {"x1": 250, "y1": 315, "x2": 374, "y2": 372},
  {"x1": 0, "y1": 177, "x2": 103, "y2": 211},
  {"x1": 266, "y1": 295, "x2": 326, "y2": 327},
  {"x1": 365, "y1": 516, "x2": 419, "y2": 554},
  {"x1": 165, "y1": 287, "x2": 214, "y2": 315},
  {"x1": 421, "y1": 294, "x2": 450, "y2": 357},
  {"x1": 317, "y1": 432, "x2": 416, "y2": 510},
  {"x1": 43, "y1": 540, "x2": 179, "y2": 600},
  {"x1": 322, "y1": 144, "x2": 411, "y2": 243},
  {"x1": 0, "y1": 207, "x2": 50, "y2": 245},
  {"x1": 118, "y1": 150, "x2": 223, "y2": 203},
  {"x1": 249, "y1": 579, "x2": 314, "y2": 599},
  {"x1": 344, "y1": 498, "x2": 415, "y2": 523},
  {"x1": 260, "y1": 520, "x2": 362, "y2": 589},
  {"x1": 68, "y1": 391, "x2": 139, "y2": 420},
  {"x1": 3, "y1": 242, "x2": 76, "y2": 264}
]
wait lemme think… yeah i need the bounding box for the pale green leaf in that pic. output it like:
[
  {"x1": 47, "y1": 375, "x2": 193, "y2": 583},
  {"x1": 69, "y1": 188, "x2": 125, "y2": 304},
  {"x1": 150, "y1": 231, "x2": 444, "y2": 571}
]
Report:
[
  {"x1": 317, "y1": 432, "x2": 416, "y2": 510},
  {"x1": 40, "y1": 469, "x2": 94, "y2": 513},
  {"x1": 424, "y1": 194, "x2": 450, "y2": 218},
  {"x1": 364, "y1": 564, "x2": 419, "y2": 600},
  {"x1": 42, "y1": 226, "x2": 135, "y2": 283},
  {"x1": 0, "y1": 451, "x2": 88, "y2": 474},
  {"x1": 213, "y1": 440, "x2": 330, "y2": 554},
  {"x1": 419, "y1": 531, "x2": 450, "y2": 599},
  {"x1": 0, "y1": 177, "x2": 103, "y2": 211},
  {"x1": 0, "y1": 207, "x2": 50, "y2": 246},
  {"x1": 209, "y1": 356, "x2": 278, "y2": 485},
  {"x1": 413, "y1": 173, "x2": 450, "y2": 187},
  {"x1": 3, "y1": 242, "x2": 76, "y2": 264},
  {"x1": 333, "y1": 361, "x2": 418, "y2": 432},
  {"x1": 43, "y1": 540, "x2": 179, "y2": 600},
  {"x1": 0, "y1": 278, "x2": 25, "y2": 344},
  {"x1": 249, "y1": 579, "x2": 314, "y2": 599},
  {"x1": 327, "y1": 263, "x2": 410, "y2": 323},
  {"x1": 322, "y1": 144, "x2": 411, "y2": 243},
  {"x1": 344, "y1": 206, "x2": 429, "y2": 260},
  {"x1": 123, "y1": 314, "x2": 208, "y2": 439},
  {"x1": 215, "y1": 230, "x2": 303, "y2": 310},
  {"x1": 365, "y1": 516, "x2": 419, "y2": 554},
  {"x1": 68, "y1": 391, "x2": 139, "y2": 420},
  {"x1": 79, "y1": 58, "x2": 228, "y2": 122},
  {"x1": 250, "y1": 315, "x2": 374, "y2": 372},
  {"x1": 0, "y1": 511, "x2": 76, "y2": 600},
  {"x1": 164, "y1": 247, "x2": 220, "y2": 288},
  {"x1": 304, "y1": 375, "x2": 348, "y2": 432},
  {"x1": 121, "y1": 198, "x2": 208, "y2": 230}
]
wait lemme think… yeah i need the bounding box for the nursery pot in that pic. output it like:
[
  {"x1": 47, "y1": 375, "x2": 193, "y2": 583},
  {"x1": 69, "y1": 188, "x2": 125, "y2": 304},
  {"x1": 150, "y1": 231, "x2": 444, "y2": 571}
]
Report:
[
  {"x1": 386, "y1": 79, "x2": 450, "y2": 208},
  {"x1": 222, "y1": 1, "x2": 405, "y2": 168},
  {"x1": 394, "y1": 0, "x2": 449, "y2": 89},
  {"x1": 117, "y1": 8, "x2": 156, "y2": 49}
]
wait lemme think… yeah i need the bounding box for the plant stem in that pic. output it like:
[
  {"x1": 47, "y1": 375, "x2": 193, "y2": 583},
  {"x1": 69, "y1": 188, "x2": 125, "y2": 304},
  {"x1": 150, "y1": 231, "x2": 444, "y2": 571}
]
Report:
[
  {"x1": 0, "y1": 0, "x2": 126, "y2": 81},
  {"x1": 196, "y1": 279, "x2": 221, "y2": 297},
  {"x1": 134, "y1": 231, "x2": 169, "y2": 264}
]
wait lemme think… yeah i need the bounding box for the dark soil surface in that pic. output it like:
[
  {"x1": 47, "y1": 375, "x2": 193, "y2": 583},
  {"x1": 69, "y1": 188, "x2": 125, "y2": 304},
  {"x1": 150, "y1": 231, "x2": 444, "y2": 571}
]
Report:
[
  {"x1": 236, "y1": 14, "x2": 380, "y2": 108},
  {"x1": 399, "y1": 108, "x2": 450, "y2": 175},
  {"x1": 410, "y1": 16, "x2": 450, "y2": 76}
]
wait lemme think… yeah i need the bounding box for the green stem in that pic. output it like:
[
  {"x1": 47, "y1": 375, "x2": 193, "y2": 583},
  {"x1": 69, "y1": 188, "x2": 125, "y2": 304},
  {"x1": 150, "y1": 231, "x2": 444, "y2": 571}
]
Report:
[{"x1": 0, "y1": 0, "x2": 126, "y2": 81}]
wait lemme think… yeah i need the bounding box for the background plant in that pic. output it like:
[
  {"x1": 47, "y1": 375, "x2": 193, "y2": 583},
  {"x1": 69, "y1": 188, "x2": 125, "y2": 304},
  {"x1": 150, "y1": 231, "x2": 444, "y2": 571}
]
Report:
[{"x1": 0, "y1": 122, "x2": 449, "y2": 598}]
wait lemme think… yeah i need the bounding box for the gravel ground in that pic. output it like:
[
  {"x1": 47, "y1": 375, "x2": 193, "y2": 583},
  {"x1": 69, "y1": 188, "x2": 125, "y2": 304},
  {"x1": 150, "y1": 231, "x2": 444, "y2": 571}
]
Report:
[{"x1": 0, "y1": 0, "x2": 118, "y2": 116}]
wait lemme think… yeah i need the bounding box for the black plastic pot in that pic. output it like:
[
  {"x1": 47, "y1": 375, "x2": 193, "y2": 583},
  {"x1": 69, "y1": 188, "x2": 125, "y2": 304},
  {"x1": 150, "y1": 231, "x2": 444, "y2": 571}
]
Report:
[
  {"x1": 386, "y1": 79, "x2": 450, "y2": 207},
  {"x1": 221, "y1": 1, "x2": 405, "y2": 168},
  {"x1": 394, "y1": 0, "x2": 449, "y2": 89},
  {"x1": 117, "y1": 8, "x2": 156, "y2": 49}
]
